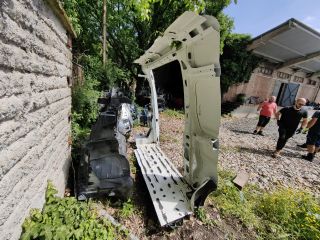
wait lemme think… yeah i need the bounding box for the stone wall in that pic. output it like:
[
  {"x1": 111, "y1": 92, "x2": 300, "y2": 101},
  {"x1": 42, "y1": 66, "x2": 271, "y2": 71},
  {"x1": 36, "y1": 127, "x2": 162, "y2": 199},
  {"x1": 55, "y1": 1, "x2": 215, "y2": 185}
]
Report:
[{"x1": 0, "y1": 0, "x2": 72, "y2": 239}]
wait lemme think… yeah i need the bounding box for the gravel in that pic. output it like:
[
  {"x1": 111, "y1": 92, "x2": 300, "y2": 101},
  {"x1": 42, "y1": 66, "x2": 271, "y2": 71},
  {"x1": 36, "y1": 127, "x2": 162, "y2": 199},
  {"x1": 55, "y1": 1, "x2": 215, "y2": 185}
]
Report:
[
  {"x1": 120, "y1": 113, "x2": 319, "y2": 239},
  {"x1": 219, "y1": 117, "x2": 320, "y2": 196},
  {"x1": 159, "y1": 112, "x2": 320, "y2": 196}
]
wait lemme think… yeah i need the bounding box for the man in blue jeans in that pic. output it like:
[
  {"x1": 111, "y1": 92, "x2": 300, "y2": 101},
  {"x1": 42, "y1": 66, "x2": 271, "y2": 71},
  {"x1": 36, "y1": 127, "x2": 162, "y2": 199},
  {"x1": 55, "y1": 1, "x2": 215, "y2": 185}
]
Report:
[
  {"x1": 273, "y1": 98, "x2": 308, "y2": 158},
  {"x1": 302, "y1": 110, "x2": 320, "y2": 161}
]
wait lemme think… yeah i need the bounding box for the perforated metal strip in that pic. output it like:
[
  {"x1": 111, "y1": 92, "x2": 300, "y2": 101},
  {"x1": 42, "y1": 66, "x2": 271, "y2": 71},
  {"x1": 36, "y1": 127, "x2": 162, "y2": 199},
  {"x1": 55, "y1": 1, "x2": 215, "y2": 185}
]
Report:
[{"x1": 134, "y1": 144, "x2": 193, "y2": 226}]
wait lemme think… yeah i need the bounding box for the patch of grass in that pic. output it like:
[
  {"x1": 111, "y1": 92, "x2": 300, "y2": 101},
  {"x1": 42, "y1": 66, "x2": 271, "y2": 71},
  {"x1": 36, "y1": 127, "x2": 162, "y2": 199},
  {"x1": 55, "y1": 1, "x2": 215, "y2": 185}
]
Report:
[
  {"x1": 220, "y1": 146, "x2": 241, "y2": 153},
  {"x1": 210, "y1": 170, "x2": 320, "y2": 239},
  {"x1": 118, "y1": 199, "x2": 135, "y2": 219},
  {"x1": 195, "y1": 207, "x2": 207, "y2": 222},
  {"x1": 128, "y1": 153, "x2": 137, "y2": 175},
  {"x1": 194, "y1": 207, "x2": 217, "y2": 226},
  {"x1": 172, "y1": 137, "x2": 179, "y2": 143},
  {"x1": 132, "y1": 119, "x2": 140, "y2": 128},
  {"x1": 159, "y1": 134, "x2": 171, "y2": 142},
  {"x1": 162, "y1": 109, "x2": 184, "y2": 119},
  {"x1": 159, "y1": 133, "x2": 180, "y2": 143},
  {"x1": 211, "y1": 170, "x2": 260, "y2": 230},
  {"x1": 257, "y1": 189, "x2": 320, "y2": 239}
]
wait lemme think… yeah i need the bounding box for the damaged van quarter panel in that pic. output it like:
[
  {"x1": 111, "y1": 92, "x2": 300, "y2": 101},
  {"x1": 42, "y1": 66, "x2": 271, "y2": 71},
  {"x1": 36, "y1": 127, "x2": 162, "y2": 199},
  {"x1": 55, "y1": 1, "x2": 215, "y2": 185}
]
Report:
[{"x1": 134, "y1": 11, "x2": 221, "y2": 226}]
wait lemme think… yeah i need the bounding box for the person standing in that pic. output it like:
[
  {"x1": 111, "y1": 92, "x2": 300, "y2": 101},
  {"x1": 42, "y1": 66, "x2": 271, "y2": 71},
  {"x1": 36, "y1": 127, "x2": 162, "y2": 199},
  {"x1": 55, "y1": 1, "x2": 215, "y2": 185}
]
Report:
[
  {"x1": 273, "y1": 98, "x2": 308, "y2": 158},
  {"x1": 302, "y1": 111, "x2": 320, "y2": 161},
  {"x1": 254, "y1": 96, "x2": 277, "y2": 136}
]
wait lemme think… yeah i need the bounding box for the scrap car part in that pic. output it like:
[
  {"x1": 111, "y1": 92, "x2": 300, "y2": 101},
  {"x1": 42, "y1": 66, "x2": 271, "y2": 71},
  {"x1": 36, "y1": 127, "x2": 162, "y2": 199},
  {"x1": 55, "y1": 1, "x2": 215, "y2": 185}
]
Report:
[
  {"x1": 134, "y1": 11, "x2": 220, "y2": 226},
  {"x1": 76, "y1": 98, "x2": 133, "y2": 200}
]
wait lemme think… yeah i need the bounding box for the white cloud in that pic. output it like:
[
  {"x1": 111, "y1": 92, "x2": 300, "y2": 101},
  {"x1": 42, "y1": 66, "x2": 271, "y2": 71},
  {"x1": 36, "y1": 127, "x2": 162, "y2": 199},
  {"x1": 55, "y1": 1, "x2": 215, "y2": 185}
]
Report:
[
  {"x1": 301, "y1": 16, "x2": 320, "y2": 32},
  {"x1": 303, "y1": 16, "x2": 316, "y2": 22}
]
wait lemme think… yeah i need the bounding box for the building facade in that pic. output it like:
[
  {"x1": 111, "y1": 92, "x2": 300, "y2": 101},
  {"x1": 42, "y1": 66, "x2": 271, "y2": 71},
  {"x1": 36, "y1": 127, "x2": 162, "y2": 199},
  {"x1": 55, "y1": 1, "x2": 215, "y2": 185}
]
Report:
[
  {"x1": 223, "y1": 18, "x2": 320, "y2": 106},
  {"x1": 223, "y1": 65, "x2": 320, "y2": 104}
]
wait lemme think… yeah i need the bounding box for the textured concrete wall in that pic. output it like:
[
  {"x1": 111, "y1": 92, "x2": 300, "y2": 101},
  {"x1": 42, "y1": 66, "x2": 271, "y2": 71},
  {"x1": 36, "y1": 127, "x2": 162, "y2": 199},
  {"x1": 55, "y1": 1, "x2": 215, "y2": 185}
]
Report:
[{"x1": 0, "y1": 0, "x2": 72, "y2": 239}]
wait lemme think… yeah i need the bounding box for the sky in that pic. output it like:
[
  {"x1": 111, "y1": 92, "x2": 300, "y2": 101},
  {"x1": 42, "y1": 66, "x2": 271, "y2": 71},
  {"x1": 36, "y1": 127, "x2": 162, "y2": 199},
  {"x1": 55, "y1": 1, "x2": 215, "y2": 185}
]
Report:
[{"x1": 223, "y1": 0, "x2": 320, "y2": 37}]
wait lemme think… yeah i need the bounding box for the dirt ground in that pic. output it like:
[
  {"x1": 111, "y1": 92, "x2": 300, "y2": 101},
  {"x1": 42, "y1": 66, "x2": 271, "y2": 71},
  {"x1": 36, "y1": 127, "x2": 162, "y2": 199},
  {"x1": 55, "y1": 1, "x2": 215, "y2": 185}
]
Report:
[{"x1": 99, "y1": 113, "x2": 258, "y2": 240}]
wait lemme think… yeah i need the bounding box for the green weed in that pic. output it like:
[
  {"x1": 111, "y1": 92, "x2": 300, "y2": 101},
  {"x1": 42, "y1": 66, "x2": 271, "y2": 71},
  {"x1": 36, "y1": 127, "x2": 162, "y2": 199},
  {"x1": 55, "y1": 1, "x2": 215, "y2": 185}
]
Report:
[
  {"x1": 132, "y1": 119, "x2": 140, "y2": 128},
  {"x1": 211, "y1": 170, "x2": 260, "y2": 230},
  {"x1": 20, "y1": 182, "x2": 127, "y2": 240},
  {"x1": 210, "y1": 170, "x2": 320, "y2": 239},
  {"x1": 257, "y1": 189, "x2": 320, "y2": 239},
  {"x1": 118, "y1": 199, "x2": 135, "y2": 219},
  {"x1": 195, "y1": 207, "x2": 207, "y2": 222},
  {"x1": 194, "y1": 207, "x2": 217, "y2": 226},
  {"x1": 128, "y1": 154, "x2": 137, "y2": 175},
  {"x1": 162, "y1": 109, "x2": 184, "y2": 119}
]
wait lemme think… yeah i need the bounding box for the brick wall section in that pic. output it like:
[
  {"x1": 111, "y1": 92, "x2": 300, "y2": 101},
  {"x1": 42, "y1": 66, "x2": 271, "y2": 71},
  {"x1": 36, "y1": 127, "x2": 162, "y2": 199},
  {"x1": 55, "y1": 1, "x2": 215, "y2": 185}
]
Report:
[
  {"x1": 223, "y1": 66, "x2": 320, "y2": 103},
  {"x1": 0, "y1": 0, "x2": 72, "y2": 239}
]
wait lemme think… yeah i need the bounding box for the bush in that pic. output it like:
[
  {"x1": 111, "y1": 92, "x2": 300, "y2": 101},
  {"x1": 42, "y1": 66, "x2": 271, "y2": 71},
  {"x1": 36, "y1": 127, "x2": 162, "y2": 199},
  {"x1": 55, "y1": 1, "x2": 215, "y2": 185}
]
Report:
[
  {"x1": 210, "y1": 170, "x2": 320, "y2": 239},
  {"x1": 220, "y1": 34, "x2": 263, "y2": 94},
  {"x1": 20, "y1": 182, "x2": 127, "y2": 240},
  {"x1": 71, "y1": 75, "x2": 100, "y2": 131},
  {"x1": 258, "y1": 189, "x2": 320, "y2": 239},
  {"x1": 210, "y1": 170, "x2": 260, "y2": 230},
  {"x1": 71, "y1": 73, "x2": 100, "y2": 159},
  {"x1": 236, "y1": 93, "x2": 246, "y2": 103}
]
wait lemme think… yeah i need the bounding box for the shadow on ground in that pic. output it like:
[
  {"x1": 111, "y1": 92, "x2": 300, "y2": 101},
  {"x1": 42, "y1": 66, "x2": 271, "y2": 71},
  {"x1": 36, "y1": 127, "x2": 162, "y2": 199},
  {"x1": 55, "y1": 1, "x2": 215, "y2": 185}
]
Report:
[
  {"x1": 238, "y1": 146, "x2": 302, "y2": 159},
  {"x1": 230, "y1": 129, "x2": 254, "y2": 135}
]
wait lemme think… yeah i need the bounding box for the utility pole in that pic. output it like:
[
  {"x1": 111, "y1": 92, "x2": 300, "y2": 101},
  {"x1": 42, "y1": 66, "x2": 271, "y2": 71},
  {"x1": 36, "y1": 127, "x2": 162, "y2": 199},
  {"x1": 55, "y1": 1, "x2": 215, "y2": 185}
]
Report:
[{"x1": 102, "y1": 0, "x2": 107, "y2": 67}]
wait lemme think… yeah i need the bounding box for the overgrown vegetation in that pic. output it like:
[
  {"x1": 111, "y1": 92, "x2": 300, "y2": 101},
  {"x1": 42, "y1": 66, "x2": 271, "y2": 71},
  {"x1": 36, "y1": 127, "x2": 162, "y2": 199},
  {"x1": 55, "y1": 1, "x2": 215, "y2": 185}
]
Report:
[
  {"x1": 117, "y1": 199, "x2": 135, "y2": 219},
  {"x1": 60, "y1": 0, "x2": 250, "y2": 96},
  {"x1": 20, "y1": 182, "x2": 128, "y2": 240},
  {"x1": 210, "y1": 170, "x2": 320, "y2": 239},
  {"x1": 162, "y1": 109, "x2": 184, "y2": 119},
  {"x1": 70, "y1": 73, "x2": 100, "y2": 159}
]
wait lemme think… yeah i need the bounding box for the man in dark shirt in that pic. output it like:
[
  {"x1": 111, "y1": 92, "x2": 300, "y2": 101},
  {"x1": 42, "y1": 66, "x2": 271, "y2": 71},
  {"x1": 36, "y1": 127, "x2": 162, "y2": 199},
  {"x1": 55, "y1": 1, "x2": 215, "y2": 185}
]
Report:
[
  {"x1": 273, "y1": 98, "x2": 308, "y2": 158},
  {"x1": 302, "y1": 111, "x2": 320, "y2": 161}
]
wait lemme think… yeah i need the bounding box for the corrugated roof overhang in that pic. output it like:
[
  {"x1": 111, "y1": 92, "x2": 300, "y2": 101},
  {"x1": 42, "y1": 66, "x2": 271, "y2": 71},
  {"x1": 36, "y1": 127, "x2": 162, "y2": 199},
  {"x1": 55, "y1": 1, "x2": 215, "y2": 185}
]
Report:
[{"x1": 247, "y1": 18, "x2": 320, "y2": 75}]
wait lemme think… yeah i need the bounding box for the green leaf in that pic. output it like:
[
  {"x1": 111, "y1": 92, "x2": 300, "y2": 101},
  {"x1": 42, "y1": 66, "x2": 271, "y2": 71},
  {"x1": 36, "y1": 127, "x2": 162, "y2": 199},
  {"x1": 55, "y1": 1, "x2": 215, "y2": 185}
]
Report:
[
  {"x1": 73, "y1": 228, "x2": 84, "y2": 240},
  {"x1": 42, "y1": 225, "x2": 54, "y2": 240}
]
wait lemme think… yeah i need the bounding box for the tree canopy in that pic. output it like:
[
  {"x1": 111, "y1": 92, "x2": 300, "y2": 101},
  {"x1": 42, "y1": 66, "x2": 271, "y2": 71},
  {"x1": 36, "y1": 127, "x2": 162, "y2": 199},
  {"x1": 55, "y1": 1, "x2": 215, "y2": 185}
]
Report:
[
  {"x1": 60, "y1": 0, "x2": 261, "y2": 140},
  {"x1": 61, "y1": 0, "x2": 238, "y2": 89},
  {"x1": 220, "y1": 34, "x2": 261, "y2": 94}
]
